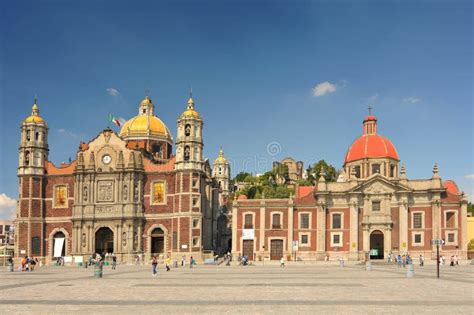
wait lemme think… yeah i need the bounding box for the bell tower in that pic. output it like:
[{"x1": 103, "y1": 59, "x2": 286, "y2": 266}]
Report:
[
  {"x1": 212, "y1": 147, "x2": 230, "y2": 199},
  {"x1": 18, "y1": 97, "x2": 49, "y2": 176},
  {"x1": 16, "y1": 97, "x2": 49, "y2": 258},
  {"x1": 175, "y1": 93, "x2": 204, "y2": 171}
]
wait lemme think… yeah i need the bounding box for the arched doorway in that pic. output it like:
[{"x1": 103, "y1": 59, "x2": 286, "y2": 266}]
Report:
[
  {"x1": 370, "y1": 230, "x2": 384, "y2": 260},
  {"x1": 150, "y1": 228, "x2": 165, "y2": 256},
  {"x1": 95, "y1": 227, "x2": 114, "y2": 255},
  {"x1": 53, "y1": 231, "x2": 66, "y2": 257}
]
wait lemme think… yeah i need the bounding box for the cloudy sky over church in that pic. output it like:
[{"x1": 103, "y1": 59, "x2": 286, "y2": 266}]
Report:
[{"x1": 0, "y1": 0, "x2": 472, "y2": 218}]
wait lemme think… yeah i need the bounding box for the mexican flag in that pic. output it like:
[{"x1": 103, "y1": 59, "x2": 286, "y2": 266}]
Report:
[{"x1": 108, "y1": 114, "x2": 126, "y2": 127}]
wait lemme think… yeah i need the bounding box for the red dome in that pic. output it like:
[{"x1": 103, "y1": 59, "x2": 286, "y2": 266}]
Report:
[
  {"x1": 443, "y1": 180, "x2": 459, "y2": 194},
  {"x1": 345, "y1": 134, "x2": 399, "y2": 164}
]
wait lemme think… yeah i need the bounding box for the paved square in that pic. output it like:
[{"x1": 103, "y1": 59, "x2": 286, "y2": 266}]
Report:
[{"x1": 1, "y1": 261, "x2": 473, "y2": 313}]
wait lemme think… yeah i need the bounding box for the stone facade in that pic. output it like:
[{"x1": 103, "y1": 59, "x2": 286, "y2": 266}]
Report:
[
  {"x1": 15, "y1": 96, "x2": 229, "y2": 263},
  {"x1": 232, "y1": 115, "x2": 468, "y2": 261}
]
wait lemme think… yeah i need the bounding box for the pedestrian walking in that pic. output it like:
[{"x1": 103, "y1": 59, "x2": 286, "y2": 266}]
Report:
[
  {"x1": 181, "y1": 255, "x2": 186, "y2": 267},
  {"x1": 165, "y1": 257, "x2": 171, "y2": 271},
  {"x1": 454, "y1": 255, "x2": 459, "y2": 266},
  {"x1": 30, "y1": 257, "x2": 36, "y2": 271},
  {"x1": 280, "y1": 256, "x2": 285, "y2": 267},
  {"x1": 419, "y1": 254, "x2": 424, "y2": 267},
  {"x1": 151, "y1": 256, "x2": 158, "y2": 276},
  {"x1": 402, "y1": 255, "x2": 406, "y2": 268},
  {"x1": 190, "y1": 256, "x2": 194, "y2": 269},
  {"x1": 112, "y1": 255, "x2": 117, "y2": 270},
  {"x1": 397, "y1": 254, "x2": 402, "y2": 267},
  {"x1": 450, "y1": 255, "x2": 454, "y2": 267}
]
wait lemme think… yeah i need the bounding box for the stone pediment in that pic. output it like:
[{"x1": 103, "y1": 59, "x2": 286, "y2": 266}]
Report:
[
  {"x1": 77, "y1": 128, "x2": 138, "y2": 171},
  {"x1": 349, "y1": 174, "x2": 411, "y2": 194}
]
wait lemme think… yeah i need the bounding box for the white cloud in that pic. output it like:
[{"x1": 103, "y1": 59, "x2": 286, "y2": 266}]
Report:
[
  {"x1": 312, "y1": 81, "x2": 337, "y2": 97},
  {"x1": 0, "y1": 193, "x2": 16, "y2": 220},
  {"x1": 57, "y1": 128, "x2": 81, "y2": 139},
  {"x1": 106, "y1": 88, "x2": 120, "y2": 96},
  {"x1": 368, "y1": 93, "x2": 378, "y2": 103},
  {"x1": 403, "y1": 96, "x2": 421, "y2": 104},
  {"x1": 464, "y1": 174, "x2": 474, "y2": 179}
]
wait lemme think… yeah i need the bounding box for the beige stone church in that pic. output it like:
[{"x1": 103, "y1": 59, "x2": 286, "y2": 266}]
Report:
[{"x1": 15, "y1": 95, "x2": 231, "y2": 263}]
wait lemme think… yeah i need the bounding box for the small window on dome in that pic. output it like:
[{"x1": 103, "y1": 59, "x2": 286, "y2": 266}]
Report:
[
  {"x1": 390, "y1": 165, "x2": 396, "y2": 177},
  {"x1": 372, "y1": 164, "x2": 380, "y2": 174},
  {"x1": 142, "y1": 109, "x2": 146, "y2": 114},
  {"x1": 354, "y1": 166, "x2": 361, "y2": 178}
]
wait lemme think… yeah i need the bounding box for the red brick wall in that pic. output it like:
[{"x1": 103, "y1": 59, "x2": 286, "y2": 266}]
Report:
[
  {"x1": 325, "y1": 208, "x2": 350, "y2": 252},
  {"x1": 407, "y1": 207, "x2": 432, "y2": 251},
  {"x1": 143, "y1": 173, "x2": 176, "y2": 214},
  {"x1": 44, "y1": 175, "x2": 74, "y2": 217},
  {"x1": 293, "y1": 207, "x2": 317, "y2": 251}
]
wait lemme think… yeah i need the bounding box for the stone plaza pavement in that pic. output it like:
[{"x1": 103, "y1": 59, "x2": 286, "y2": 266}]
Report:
[{"x1": 0, "y1": 261, "x2": 473, "y2": 314}]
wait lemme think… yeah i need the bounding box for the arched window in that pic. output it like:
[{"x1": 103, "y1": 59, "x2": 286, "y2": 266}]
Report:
[
  {"x1": 35, "y1": 132, "x2": 39, "y2": 141},
  {"x1": 26, "y1": 130, "x2": 31, "y2": 141},
  {"x1": 185, "y1": 124, "x2": 191, "y2": 136}
]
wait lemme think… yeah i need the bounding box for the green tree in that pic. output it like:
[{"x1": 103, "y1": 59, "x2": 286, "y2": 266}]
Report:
[
  {"x1": 306, "y1": 159, "x2": 337, "y2": 184},
  {"x1": 234, "y1": 172, "x2": 252, "y2": 182},
  {"x1": 468, "y1": 202, "x2": 474, "y2": 216}
]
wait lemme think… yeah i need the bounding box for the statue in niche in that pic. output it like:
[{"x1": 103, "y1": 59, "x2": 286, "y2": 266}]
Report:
[
  {"x1": 184, "y1": 146, "x2": 190, "y2": 161},
  {"x1": 123, "y1": 185, "x2": 128, "y2": 201},
  {"x1": 134, "y1": 184, "x2": 139, "y2": 202},
  {"x1": 122, "y1": 232, "x2": 127, "y2": 247},
  {"x1": 133, "y1": 232, "x2": 138, "y2": 249},
  {"x1": 81, "y1": 233, "x2": 86, "y2": 247},
  {"x1": 83, "y1": 186, "x2": 88, "y2": 202}
]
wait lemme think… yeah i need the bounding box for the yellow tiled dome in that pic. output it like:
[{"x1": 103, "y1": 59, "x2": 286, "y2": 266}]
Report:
[
  {"x1": 214, "y1": 148, "x2": 227, "y2": 164},
  {"x1": 24, "y1": 101, "x2": 46, "y2": 124},
  {"x1": 119, "y1": 96, "x2": 172, "y2": 141},
  {"x1": 180, "y1": 97, "x2": 200, "y2": 118}
]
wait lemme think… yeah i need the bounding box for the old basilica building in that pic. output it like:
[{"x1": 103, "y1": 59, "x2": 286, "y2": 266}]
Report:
[
  {"x1": 233, "y1": 114, "x2": 469, "y2": 261},
  {"x1": 15, "y1": 95, "x2": 231, "y2": 263}
]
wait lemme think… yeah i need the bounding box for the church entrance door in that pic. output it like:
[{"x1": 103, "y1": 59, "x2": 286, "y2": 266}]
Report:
[
  {"x1": 151, "y1": 228, "x2": 165, "y2": 257},
  {"x1": 95, "y1": 227, "x2": 114, "y2": 255},
  {"x1": 242, "y1": 240, "x2": 254, "y2": 260},
  {"x1": 370, "y1": 230, "x2": 384, "y2": 260},
  {"x1": 270, "y1": 239, "x2": 283, "y2": 260}
]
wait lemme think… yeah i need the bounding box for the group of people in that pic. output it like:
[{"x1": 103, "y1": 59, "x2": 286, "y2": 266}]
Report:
[
  {"x1": 19, "y1": 256, "x2": 39, "y2": 271},
  {"x1": 151, "y1": 255, "x2": 196, "y2": 276}
]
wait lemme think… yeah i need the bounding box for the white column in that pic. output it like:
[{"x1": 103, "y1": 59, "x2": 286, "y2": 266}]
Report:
[
  {"x1": 231, "y1": 205, "x2": 237, "y2": 254},
  {"x1": 349, "y1": 200, "x2": 359, "y2": 260},
  {"x1": 363, "y1": 227, "x2": 369, "y2": 252},
  {"x1": 399, "y1": 200, "x2": 408, "y2": 254},
  {"x1": 316, "y1": 203, "x2": 326, "y2": 259},
  {"x1": 259, "y1": 204, "x2": 265, "y2": 253},
  {"x1": 287, "y1": 202, "x2": 294, "y2": 254},
  {"x1": 385, "y1": 227, "x2": 392, "y2": 255},
  {"x1": 431, "y1": 198, "x2": 440, "y2": 253},
  {"x1": 461, "y1": 200, "x2": 468, "y2": 258}
]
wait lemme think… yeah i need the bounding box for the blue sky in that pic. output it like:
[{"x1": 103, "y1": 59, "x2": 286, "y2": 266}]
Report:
[{"x1": 0, "y1": 0, "x2": 472, "y2": 218}]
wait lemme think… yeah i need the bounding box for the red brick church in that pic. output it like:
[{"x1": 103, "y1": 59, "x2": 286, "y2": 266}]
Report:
[
  {"x1": 232, "y1": 114, "x2": 468, "y2": 261},
  {"x1": 15, "y1": 95, "x2": 230, "y2": 263}
]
